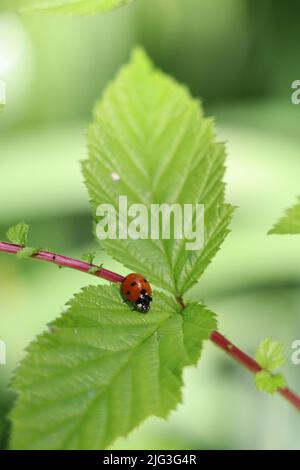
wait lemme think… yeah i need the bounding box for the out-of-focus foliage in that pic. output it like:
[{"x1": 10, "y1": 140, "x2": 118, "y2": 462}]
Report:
[
  {"x1": 269, "y1": 198, "x2": 300, "y2": 235},
  {"x1": 9, "y1": 0, "x2": 134, "y2": 15}
]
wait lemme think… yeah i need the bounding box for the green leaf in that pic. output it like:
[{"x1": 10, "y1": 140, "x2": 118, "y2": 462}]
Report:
[
  {"x1": 255, "y1": 370, "x2": 286, "y2": 395},
  {"x1": 6, "y1": 223, "x2": 29, "y2": 246},
  {"x1": 16, "y1": 246, "x2": 40, "y2": 259},
  {"x1": 182, "y1": 304, "x2": 217, "y2": 364},
  {"x1": 255, "y1": 338, "x2": 286, "y2": 371},
  {"x1": 83, "y1": 48, "x2": 234, "y2": 297},
  {"x1": 269, "y1": 197, "x2": 300, "y2": 234},
  {"x1": 81, "y1": 252, "x2": 96, "y2": 264},
  {"x1": 10, "y1": 284, "x2": 216, "y2": 449},
  {"x1": 17, "y1": 0, "x2": 134, "y2": 15}
]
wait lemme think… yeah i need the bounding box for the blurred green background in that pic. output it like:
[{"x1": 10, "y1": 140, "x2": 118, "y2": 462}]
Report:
[{"x1": 1, "y1": 0, "x2": 300, "y2": 450}]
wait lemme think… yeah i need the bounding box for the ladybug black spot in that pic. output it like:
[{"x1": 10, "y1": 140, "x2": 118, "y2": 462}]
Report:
[
  {"x1": 131, "y1": 281, "x2": 137, "y2": 286},
  {"x1": 126, "y1": 290, "x2": 130, "y2": 295},
  {"x1": 143, "y1": 279, "x2": 147, "y2": 282}
]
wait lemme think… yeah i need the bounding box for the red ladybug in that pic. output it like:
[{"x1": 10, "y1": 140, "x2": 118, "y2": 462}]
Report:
[{"x1": 121, "y1": 273, "x2": 152, "y2": 313}]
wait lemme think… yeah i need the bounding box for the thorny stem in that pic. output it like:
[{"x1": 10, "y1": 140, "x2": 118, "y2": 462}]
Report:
[{"x1": 1, "y1": 241, "x2": 300, "y2": 412}]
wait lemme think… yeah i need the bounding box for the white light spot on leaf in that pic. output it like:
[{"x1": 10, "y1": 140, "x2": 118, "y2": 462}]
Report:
[{"x1": 111, "y1": 172, "x2": 120, "y2": 181}]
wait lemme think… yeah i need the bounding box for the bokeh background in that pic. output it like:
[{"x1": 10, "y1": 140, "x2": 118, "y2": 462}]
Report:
[{"x1": 1, "y1": 0, "x2": 300, "y2": 450}]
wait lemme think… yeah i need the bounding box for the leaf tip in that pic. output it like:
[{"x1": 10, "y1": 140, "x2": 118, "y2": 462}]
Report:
[{"x1": 130, "y1": 46, "x2": 153, "y2": 70}]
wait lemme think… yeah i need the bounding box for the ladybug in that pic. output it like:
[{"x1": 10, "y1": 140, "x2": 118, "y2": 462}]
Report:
[{"x1": 121, "y1": 273, "x2": 152, "y2": 313}]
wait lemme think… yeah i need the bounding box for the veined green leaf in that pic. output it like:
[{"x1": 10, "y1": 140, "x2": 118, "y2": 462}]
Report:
[
  {"x1": 83, "y1": 48, "x2": 234, "y2": 297},
  {"x1": 269, "y1": 197, "x2": 300, "y2": 234},
  {"x1": 6, "y1": 223, "x2": 29, "y2": 246},
  {"x1": 10, "y1": 285, "x2": 216, "y2": 449},
  {"x1": 255, "y1": 338, "x2": 285, "y2": 371},
  {"x1": 254, "y1": 338, "x2": 286, "y2": 394},
  {"x1": 255, "y1": 370, "x2": 286, "y2": 395},
  {"x1": 16, "y1": 0, "x2": 134, "y2": 15}
]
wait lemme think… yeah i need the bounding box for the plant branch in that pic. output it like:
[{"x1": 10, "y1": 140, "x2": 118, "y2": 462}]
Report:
[
  {"x1": 1, "y1": 241, "x2": 300, "y2": 411},
  {"x1": 0, "y1": 242, "x2": 124, "y2": 283},
  {"x1": 210, "y1": 331, "x2": 300, "y2": 410}
]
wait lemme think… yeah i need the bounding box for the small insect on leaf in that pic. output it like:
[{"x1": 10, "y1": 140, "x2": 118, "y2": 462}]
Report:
[
  {"x1": 10, "y1": 285, "x2": 217, "y2": 450},
  {"x1": 7, "y1": 223, "x2": 29, "y2": 247},
  {"x1": 121, "y1": 273, "x2": 152, "y2": 313},
  {"x1": 9, "y1": 48, "x2": 221, "y2": 451}
]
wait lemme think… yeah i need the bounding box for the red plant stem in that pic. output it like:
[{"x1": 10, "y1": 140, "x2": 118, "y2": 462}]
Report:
[
  {"x1": 211, "y1": 331, "x2": 300, "y2": 411},
  {"x1": 0, "y1": 242, "x2": 124, "y2": 283},
  {"x1": 1, "y1": 241, "x2": 300, "y2": 411},
  {"x1": 210, "y1": 330, "x2": 261, "y2": 373}
]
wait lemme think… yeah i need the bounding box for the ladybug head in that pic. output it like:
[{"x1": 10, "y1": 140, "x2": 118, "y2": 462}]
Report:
[{"x1": 135, "y1": 293, "x2": 152, "y2": 313}]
